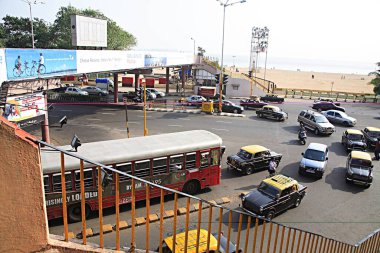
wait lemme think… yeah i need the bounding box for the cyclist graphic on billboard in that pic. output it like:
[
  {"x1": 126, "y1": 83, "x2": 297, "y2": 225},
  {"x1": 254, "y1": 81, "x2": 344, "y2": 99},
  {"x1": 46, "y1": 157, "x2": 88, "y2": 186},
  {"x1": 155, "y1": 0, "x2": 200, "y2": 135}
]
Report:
[
  {"x1": 38, "y1": 53, "x2": 45, "y2": 74},
  {"x1": 14, "y1": 56, "x2": 22, "y2": 74}
]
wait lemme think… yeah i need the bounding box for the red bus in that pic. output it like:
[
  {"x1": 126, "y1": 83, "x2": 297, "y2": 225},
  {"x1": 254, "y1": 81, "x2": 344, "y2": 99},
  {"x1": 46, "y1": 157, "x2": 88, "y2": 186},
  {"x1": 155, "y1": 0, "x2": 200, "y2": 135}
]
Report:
[{"x1": 41, "y1": 130, "x2": 223, "y2": 222}]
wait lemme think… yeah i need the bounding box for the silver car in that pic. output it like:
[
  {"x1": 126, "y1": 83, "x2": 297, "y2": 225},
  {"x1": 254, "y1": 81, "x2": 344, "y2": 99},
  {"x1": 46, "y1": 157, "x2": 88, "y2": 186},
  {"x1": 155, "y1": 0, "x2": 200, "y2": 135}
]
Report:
[
  {"x1": 82, "y1": 86, "x2": 108, "y2": 96},
  {"x1": 297, "y1": 110, "x2": 335, "y2": 135},
  {"x1": 299, "y1": 143, "x2": 329, "y2": 179},
  {"x1": 65, "y1": 87, "x2": 88, "y2": 96},
  {"x1": 323, "y1": 110, "x2": 356, "y2": 126}
]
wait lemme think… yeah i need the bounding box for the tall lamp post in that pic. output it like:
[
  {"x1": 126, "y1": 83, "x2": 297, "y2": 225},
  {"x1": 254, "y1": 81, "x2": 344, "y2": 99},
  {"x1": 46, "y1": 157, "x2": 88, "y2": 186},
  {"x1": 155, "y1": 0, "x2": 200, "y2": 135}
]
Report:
[
  {"x1": 216, "y1": 0, "x2": 246, "y2": 113},
  {"x1": 22, "y1": 0, "x2": 45, "y2": 49},
  {"x1": 190, "y1": 37, "x2": 196, "y2": 56}
]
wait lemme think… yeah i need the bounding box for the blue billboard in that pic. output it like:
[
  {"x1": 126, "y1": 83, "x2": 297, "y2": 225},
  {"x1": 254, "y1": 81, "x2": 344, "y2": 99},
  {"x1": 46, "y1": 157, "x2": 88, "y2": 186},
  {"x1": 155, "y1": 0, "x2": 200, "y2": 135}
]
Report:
[
  {"x1": 5, "y1": 49, "x2": 77, "y2": 80},
  {"x1": 144, "y1": 54, "x2": 167, "y2": 67}
]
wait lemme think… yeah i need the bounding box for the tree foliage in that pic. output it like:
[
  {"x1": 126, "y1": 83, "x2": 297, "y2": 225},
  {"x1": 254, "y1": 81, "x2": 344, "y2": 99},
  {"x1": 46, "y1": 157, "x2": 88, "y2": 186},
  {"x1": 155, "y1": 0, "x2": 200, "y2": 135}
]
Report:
[
  {"x1": 0, "y1": 5, "x2": 137, "y2": 50},
  {"x1": 369, "y1": 62, "x2": 380, "y2": 95}
]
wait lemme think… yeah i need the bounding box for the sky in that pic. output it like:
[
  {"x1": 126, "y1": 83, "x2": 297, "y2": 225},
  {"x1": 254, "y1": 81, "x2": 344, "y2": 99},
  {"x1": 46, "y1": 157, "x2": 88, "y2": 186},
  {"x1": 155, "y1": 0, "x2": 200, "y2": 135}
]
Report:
[{"x1": 0, "y1": 0, "x2": 379, "y2": 73}]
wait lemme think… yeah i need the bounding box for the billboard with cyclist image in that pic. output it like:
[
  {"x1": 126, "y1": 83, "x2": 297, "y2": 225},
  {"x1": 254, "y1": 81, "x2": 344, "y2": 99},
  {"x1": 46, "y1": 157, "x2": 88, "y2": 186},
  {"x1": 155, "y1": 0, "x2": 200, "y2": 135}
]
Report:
[{"x1": 5, "y1": 49, "x2": 77, "y2": 80}]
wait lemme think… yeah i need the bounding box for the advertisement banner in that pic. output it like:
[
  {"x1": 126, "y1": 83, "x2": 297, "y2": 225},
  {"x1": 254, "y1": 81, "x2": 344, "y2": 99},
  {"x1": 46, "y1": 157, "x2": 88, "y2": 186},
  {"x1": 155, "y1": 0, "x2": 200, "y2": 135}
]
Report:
[
  {"x1": 3, "y1": 93, "x2": 46, "y2": 122},
  {"x1": 5, "y1": 49, "x2": 77, "y2": 80},
  {"x1": 0, "y1": 49, "x2": 6, "y2": 84},
  {"x1": 144, "y1": 52, "x2": 167, "y2": 67},
  {"x1": 76, "y1": 50, "x2": 144, "y2": 74}
]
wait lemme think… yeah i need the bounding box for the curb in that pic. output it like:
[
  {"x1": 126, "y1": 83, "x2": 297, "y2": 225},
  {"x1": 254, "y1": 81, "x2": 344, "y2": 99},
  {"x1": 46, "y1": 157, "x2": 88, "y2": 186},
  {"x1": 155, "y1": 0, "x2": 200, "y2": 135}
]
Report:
[
  {"x1": 146, "y1": 108, "x2": 246, "y2": 117},
  {"x1": 73, "y1": 197, "x2": 231, "y2": 238}
]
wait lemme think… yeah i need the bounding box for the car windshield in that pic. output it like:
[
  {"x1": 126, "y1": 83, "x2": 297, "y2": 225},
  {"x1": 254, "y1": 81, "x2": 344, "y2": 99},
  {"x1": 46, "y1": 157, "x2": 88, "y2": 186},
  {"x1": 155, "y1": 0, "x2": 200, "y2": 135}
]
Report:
[
  {"x1": 351, "y1": 158, "x2": 372, "y2": 169},
  {"x1": 348, "y1": 134, "x2": 363, "y2": 141},
  {"x1": 258, "y1": 182, "x2": 280, "y2": 198},
  {"x1": 368, "y1": 131, "x2": 380, "y2": 138},
  {"x1": 237, "y1": 149, "x2": 252, "y2": 160},
  {"x1": 315, "y1": 116, "x2": 329, "y2": 123},
  {"x1": 304, "y1": 149, "x2": 325, "y2": 162}
]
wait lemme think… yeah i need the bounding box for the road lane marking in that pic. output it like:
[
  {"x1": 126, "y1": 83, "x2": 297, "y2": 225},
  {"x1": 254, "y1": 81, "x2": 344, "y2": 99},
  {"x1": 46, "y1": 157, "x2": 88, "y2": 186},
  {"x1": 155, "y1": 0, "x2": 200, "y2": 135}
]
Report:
[
  {"x1": 87, "y1": 118, "x2": 101, "y2": 121},
  {"x1": 137, "y1": 115, "x2": 152, "y2": 118},
  {"x1": 216, "y1": 121, "x2": 232, "y2": 124},
  {"x1": 128, "y1": 121, "x2": 140, "y2": 124},
  {"x1": 178, "y1": 118, "x2": 190, "y2": 121},
  {"x1": 60, "y1": 109, "x2": 72, "y2": 112},
  {"x1": 101, "y1": 112, "x2": 115, "y2": 115},
  {"x1": 168, "y1": 125, "x2": 183, "y2": 127},
  {"x1": 212, "y1": 128, "x2": 229, "y2": 131}
]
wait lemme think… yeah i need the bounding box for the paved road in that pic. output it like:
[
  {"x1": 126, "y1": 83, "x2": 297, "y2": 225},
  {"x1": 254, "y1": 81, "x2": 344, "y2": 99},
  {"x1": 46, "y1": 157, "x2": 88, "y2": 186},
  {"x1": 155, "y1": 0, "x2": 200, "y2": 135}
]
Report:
[{"x1": 28, "y1": 100, "x2": 380, "y2": 250}]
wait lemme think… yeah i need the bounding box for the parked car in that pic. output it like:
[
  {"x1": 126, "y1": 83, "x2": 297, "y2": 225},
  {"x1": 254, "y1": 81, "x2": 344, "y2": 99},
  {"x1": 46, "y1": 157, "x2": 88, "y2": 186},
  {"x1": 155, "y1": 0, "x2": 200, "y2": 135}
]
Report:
[
  {"x1": 136, "y1": 88, "x2": 157, "y2": 100},
  {"x1": 186, "y1": 95, "x2": 206, "y2": 105},
  {"x1": 362, "y1": 127, "x2": 380, "y2": 150},
  {"x1": 345, "y1": 151, "x2": 373, "y2": 188},
  {"x1": 65, "y1": 87, "x2": 88, "y2": 96},
  {"x1": 260, "y1": 94, "x2": 284, "y2": 103},
  {"x1": 227, "y1": 145, "x2": 282, "y2": 175},
  {"x1": 241, "y1": 174, "x2": 307, "y2": 220},
  {"x1": 297, "y1": 110, "x2": 335, "y2": 136},
  {"x1": 314, "y1": 99, "x2": 341, "y2": 106},
  {"x1": 299, "y1": 143, "x2": 329, "y2": 179},
  {"x1": 312, "y1": 102, "x2": 345, "y2": 112},
  {"x1": 210, "y1": 93, "x2": 226, "y2": 101},
  {"x1": 214, "y1": 100, "x2": 244, "y2": 114},
  {"x1": 160, "y1": 229, "x2": 238, "y2": 253},
  {"x1": 82, "y1": 86, "x2": 109, "y2": 96},
  {"x1": 322, "y1": 110, "x2": 356, "y2": 126},
  {"x1": 240, "y1": 99, "x2": 268, "y2": 110},
  {"x1": 341, "y1": 129, "x2": 367, "y2": 152},
  {"x1": 256, "y1": 105, "x2": 288, "y2": 121},
  {"x1": 147, "y1": 88, "x2": 165, "y2": 98}
]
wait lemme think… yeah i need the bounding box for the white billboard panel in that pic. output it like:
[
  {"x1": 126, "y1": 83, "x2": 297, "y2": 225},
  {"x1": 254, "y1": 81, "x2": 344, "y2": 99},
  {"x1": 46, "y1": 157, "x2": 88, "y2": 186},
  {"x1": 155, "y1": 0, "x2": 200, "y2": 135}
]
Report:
[
  {"x1": 71, "y1": 15, "x2": 107, "y2": 47},
  {"x1": 0, "y1": 49, "x2": 6, "y2": 84},
  {"x1": 76, "y1": 50, "x2": 144, "y2": 74}
]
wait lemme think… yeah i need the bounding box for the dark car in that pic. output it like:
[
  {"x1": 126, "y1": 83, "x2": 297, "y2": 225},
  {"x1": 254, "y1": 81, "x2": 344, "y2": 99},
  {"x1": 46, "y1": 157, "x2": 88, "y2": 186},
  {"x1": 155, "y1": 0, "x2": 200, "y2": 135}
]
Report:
[
  {"x1": 314, "y1": 98, "x2": 341, "y2": 106},
  {"x1": 312, "y1": 102, "x2": 345, "y2": 112},
  {"x1": 214, "y1": 100, "x2": 244, "y2": 114},
  {"x1": 240, "y1": 99, "x2": 268, "y2": 110},
  {"x1": 260, "y1": 94, "x2": 284, "y2": 103},
  {"x1": 256, "y1": 105, "x2": 288, "y2": 121},
  {"x1": 227, "y1": 145, "x2": 282, "y2": 175},
  {"x1": 210, "y1": 93, "x2": 226, "y2": 101},
  {"x1": 362, "y1": 127, "x2": 380, "y2": 150},
  {"x1": 241, "y1": 174, "x2": 307, "y2": 220},
  {"x1": 346, "y1": 151, "x2": 373, "y2": 188},
  {"x1": 341, "y1": 129, "x2": 367, "y2": 152}
]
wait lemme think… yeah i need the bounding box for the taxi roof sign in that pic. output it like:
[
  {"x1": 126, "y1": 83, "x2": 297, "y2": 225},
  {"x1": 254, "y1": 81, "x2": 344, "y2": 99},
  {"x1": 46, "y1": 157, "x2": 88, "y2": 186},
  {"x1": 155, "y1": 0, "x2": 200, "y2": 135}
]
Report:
[
  {"x1": 164, "y1": 229, "x2": 218, "y2": 253},
  {"x1": 263, "y1": 174, "x2": 297, "y2": 191},
  {"x1": 241, "y1": 145, "x2": 268, "y2": 154},
  {"x1": 351, "y1": 151, "x2": 371, "y2": 161}
]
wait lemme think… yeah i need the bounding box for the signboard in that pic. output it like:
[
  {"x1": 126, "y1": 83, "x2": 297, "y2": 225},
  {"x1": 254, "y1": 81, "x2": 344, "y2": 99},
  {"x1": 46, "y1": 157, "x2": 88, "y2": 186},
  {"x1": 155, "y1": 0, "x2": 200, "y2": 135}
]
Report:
[
  {"x1": 144, "y1": 53, "x2": 167, "y2": 67},
  {"x1": 0, "y1": 49, "x2": 6, "y2": 85},
  {"x1": 71, "y1": 15, "x2": 107, "y2": 47},
  {"x1": 2, "y1": 93, "x2": 46, "y2": 122},
  {"x1": 5, "y1": 49, "x2": 77, "y2": 80},
  {"x1": 199, "y1": 86, "x2": 216, "y2": 97},
  {"x1": 76, "y1": 50, "x2": 144, "y2": 74}
]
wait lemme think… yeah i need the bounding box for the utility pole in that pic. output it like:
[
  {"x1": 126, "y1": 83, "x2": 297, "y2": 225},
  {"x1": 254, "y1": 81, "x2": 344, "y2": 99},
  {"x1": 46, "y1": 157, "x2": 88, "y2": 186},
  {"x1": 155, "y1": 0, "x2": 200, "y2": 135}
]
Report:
[
  {"x1": 22, "y1": 0, "x2": 44, "y2": 49},
  {"x1": 143, "y1": 82, "x2": 148, "y2": 136}
]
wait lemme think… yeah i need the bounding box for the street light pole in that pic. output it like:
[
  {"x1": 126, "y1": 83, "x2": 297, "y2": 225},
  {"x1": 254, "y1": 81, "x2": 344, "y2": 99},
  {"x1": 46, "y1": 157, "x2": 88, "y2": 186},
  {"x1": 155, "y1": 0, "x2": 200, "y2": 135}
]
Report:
[
  {"x1": 191, "y1": 37, "x2": 196, "y2": 56},
  {"x1": 22, "y1": 0, "x2": 44, "y2": 49},
  {"x1": 217, "y1": 0, "x2": 246, "y2": 113}
]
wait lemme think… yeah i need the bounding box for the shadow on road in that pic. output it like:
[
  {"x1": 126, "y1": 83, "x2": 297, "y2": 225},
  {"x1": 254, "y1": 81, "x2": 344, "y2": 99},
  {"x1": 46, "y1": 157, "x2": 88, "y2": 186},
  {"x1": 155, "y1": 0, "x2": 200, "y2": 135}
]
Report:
[
  {"x1": 220, "y1": 207, "x2": 260, "y2": 232},
  {"x1": 281, "y1": 139, "x2": 300, "y2": 146},
  {"x1": 279, "y1": 162, "x2": 320, "y2": 183},
  {"x1": 324, "y1": 167, "x2": 366, "y2": 193},
  {"x1": 159, "y1": 113, "x2": 191, "y2": 119},
  {"x1": 281, "y1": 125, "x2": 299, "y2": 134},
  {"x1": 329, "y1": 142, "x2": 347, "y2": 157}
]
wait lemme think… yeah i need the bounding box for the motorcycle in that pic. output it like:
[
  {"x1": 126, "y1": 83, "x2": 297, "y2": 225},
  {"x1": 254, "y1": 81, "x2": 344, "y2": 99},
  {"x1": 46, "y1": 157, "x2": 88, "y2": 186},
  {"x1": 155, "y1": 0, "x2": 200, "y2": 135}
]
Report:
[{"x1": 298, "y1": 129, "x2": 307, "y2": 145}]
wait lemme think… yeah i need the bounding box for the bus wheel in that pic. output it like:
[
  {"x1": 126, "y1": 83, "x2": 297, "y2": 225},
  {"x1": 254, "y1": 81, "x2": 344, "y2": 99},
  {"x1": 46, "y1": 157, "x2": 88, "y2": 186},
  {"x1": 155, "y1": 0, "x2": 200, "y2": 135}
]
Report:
[
  {"x1": 183, "y1": 180, "x2": 200, "y2": 195},
  {"x1": 68, "y1": 204, "x2": 90, "y2": 223}
]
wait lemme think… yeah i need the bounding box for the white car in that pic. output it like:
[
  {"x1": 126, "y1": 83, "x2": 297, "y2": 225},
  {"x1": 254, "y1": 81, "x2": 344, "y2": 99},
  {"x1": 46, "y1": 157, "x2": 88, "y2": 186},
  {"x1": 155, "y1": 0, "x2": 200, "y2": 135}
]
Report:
[
  {"x1": 186, "y1": 95, "x2": 206, "y2": 105},
  {"x1": 65, "y1": 87, "x2": 88, "y2": 96},
  {"x1": 299, "y1": 143, "x2": 329, "y2": 179},
  {"x1": 147, "y1": 88, "x2": 165, "y2": 98}
]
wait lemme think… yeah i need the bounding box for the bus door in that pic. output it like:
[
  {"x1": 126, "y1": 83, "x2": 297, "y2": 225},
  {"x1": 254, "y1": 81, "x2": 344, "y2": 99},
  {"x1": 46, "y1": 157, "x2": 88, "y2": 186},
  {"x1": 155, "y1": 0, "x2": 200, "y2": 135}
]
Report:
[{"x1": 198, "y1": 150, "x2": 211, "y2": 187}]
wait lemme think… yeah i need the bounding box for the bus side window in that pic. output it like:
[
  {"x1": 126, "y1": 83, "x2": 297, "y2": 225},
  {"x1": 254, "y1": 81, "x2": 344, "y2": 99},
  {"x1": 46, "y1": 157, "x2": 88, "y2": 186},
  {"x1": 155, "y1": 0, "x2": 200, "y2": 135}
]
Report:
[
  {"x1": 53, "y1": 172, "x2": 73, "y2": 192},
  {"x1": 170, "y1": 154, "x2": 183, "y2": 172},
  {"x1": 75, "y1": 169, "x2": 94, "y2": 190},
  {"x1": 200, "y1": 151, "x2": 210, "y2": 169},
  {"x1": 210, "y1": 149, "x2": 220, "y2": 166},
  {"x1": 116, "y1": 163, "x2": 132, "y2": 181},
  {"x1": 186, "y1": 152, "x2": 196, "y2": 169},
  {"x1": 153, "y1": 157, "x2": 168, "y2": 175},
  {"x1": 135, "y1": 160, "x2": 151, "y2": 178},
  {"x1": 44, "y1": 175, "x2": 51, "y2": 193}
]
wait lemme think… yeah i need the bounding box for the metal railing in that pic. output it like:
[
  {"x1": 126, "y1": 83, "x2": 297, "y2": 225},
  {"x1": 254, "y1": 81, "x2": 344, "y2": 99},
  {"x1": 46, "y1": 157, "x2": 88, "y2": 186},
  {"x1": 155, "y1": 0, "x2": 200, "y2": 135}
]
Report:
[{"x1": 37, "y1": 139, "x2": 380, "y2": 253}]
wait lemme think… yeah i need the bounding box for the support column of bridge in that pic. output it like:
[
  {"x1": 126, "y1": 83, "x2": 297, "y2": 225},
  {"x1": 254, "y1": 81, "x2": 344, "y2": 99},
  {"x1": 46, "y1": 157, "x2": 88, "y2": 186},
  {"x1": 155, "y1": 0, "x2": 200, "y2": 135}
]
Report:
[
  {"x1": 165, "y1": 67, "x2": 170, "y2": 95},
  {"x1": 113, "y1": 73, "x2": 119, "y2": 103}
]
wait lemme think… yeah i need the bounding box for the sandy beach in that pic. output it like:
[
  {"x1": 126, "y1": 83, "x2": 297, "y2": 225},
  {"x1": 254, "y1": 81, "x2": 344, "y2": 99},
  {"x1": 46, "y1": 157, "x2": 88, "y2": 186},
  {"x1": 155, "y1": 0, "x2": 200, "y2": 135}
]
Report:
[{"x1": 237, "y1": 67, "x2": 374, "y2": 94}]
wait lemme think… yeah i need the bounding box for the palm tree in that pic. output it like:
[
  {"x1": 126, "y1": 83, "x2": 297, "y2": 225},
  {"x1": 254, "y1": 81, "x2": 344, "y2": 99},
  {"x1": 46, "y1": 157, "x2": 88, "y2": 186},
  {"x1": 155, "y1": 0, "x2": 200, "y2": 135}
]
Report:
[{"x1": 370, "y1": 62, "x2": 380, "y2": 94}]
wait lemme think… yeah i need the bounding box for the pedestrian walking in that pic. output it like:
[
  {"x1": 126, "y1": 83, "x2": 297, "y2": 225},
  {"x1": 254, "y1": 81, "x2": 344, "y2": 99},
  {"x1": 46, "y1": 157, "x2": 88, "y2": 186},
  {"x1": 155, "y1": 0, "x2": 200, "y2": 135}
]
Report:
[
  {"x1": 268, "y1": 158, "x2": 277, "y2": 177},
  {"x1": 374, "y1": 138, "x2": 380, "y2": 160}
]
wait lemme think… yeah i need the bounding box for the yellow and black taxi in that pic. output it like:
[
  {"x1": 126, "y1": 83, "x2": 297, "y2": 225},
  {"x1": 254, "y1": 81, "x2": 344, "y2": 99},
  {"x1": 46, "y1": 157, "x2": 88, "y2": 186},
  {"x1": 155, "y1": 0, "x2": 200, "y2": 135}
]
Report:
[
  {"x1": 241, "y1": 175, "x2": 307, "y2": 220},
  {"x1": 227, "y1": 145, "x2": 282, "y2": 175},
  {"x1": 346, "y1": 151, "x2": 373, "y2": 188},
  {"x1": 160, "y1": 229, "x2": 238, "y2": 253},
  {"x1": 341, "y1": 129, "x2": 367, "y2": 152},
  {"x1": 256, "y1": 105, "x2": 288, "y2": 121},
  {"x1": 362, "y1": 127, "x2": 380, "y2": 150}
]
